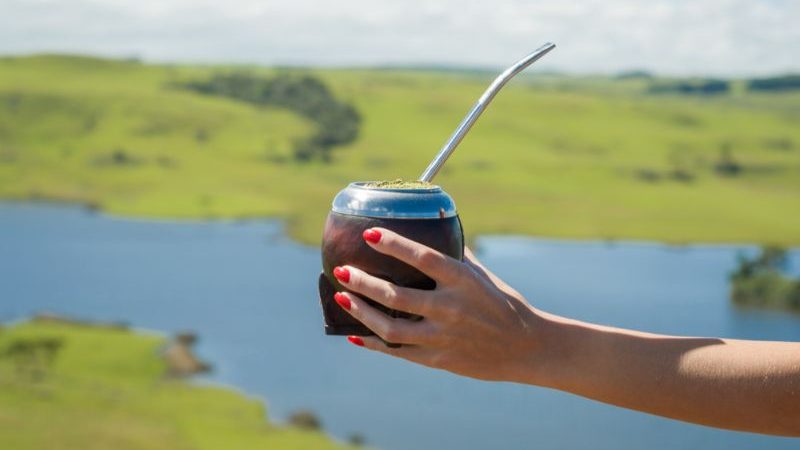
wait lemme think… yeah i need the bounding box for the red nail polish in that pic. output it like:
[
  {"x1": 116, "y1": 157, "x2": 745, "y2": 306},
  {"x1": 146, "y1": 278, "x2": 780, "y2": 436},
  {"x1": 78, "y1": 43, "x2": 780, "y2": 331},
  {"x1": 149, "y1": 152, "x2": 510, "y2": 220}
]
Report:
[
  {"x1": 363, "y1": 229, "x2": 382, "y2": 244},
  {"x1": 333, "y1": 266, "x2": 350, "y2": 283},
  {"x1": 333, "y1": 292, "x2": 351, "y2": 310},
  {"x1": 347, "y1": 336, "x2": 364, "y2": 347}
]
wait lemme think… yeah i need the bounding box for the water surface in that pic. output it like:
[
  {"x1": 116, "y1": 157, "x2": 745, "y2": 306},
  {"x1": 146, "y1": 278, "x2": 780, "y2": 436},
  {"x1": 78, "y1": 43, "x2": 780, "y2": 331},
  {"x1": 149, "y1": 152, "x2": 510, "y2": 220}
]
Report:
[{"x1": 1, "y1": 202, "x2": 799, "y2": 450}]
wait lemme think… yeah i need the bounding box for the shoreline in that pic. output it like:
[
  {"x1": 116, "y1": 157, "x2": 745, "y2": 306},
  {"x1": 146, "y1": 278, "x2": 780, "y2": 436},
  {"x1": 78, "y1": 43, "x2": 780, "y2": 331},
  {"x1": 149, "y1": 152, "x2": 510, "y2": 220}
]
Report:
[
  {"x1": 2, "y1": 199, "x2": 798, "y2": 251},
  {"x1": 30, "y1": 313, "x2": 210, "y2": 376},
  {"x1": 1, "y1": 314, "x2": 360, "y2": 449},
  {"x1": 4, "y1": 198, "x2": 800, "y2": 450}
]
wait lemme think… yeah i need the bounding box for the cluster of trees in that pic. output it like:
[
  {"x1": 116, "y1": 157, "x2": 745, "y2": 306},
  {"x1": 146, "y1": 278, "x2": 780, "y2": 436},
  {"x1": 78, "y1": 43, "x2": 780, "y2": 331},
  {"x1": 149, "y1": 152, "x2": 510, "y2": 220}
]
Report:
[
  {"x1": 634, "y1": 144, "x2": 743, "y2": 184},
  {"x1": 730, "y1": 246, "x2": 800, "y2": 312},
  {"x1": 183, "y1": 73, "x2": 360, "y2": 162},
  {"x1": 748, "y1": 75, "x2": 800, "y2": 92},
  {"x1": 614, "y1": 70, "x2": 653, "y2": 80},
  {"x1": 644, "y1": 74, "x2": 800, "y2": 95},
  {"x1": 2, "y1": 337, "x2": 63, "y2": 381},
  {"x1": 287, "y1": 409, "x2": 365, "y2": 446},
  {"x1": 647, "y1": 79, "x2": 730, "y2": 95}
]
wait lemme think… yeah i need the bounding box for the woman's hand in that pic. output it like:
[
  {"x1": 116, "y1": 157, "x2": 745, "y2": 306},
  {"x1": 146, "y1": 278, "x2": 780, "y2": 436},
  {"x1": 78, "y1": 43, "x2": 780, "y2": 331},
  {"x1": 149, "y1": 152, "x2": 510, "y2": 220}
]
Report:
[
  {"x1": 330, "y1": 227, "x2": 800, "y2": 436},
  {"x1": 331, "y1": 227, "x2": 552, "y2": 384}
]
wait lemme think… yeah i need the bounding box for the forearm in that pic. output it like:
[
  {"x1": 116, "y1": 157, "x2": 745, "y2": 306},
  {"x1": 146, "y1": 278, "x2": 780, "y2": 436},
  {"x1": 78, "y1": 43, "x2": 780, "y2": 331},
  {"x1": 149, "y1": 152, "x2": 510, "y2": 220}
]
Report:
[
  {"x1": 529, "y1": 312, "x2": 800, "y2": 436},
  {"x1": 331, "y1": 233, "x2": 800, "y2": 435}
]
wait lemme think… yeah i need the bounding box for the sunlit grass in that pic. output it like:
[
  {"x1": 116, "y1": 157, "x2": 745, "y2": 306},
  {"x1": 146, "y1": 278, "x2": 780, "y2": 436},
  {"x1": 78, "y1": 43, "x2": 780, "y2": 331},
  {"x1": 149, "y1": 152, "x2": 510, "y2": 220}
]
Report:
[
  {"x1": 0, "y1": 321, "x2": 355, "y2": 450},
  {"x1": 1, "y1": 55, "x2": 798, "y2": 244}
]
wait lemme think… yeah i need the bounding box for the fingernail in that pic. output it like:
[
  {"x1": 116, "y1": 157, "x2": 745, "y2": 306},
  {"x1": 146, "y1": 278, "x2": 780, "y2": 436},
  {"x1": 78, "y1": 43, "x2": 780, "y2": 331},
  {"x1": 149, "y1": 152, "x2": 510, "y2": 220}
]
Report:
[
  {"x1": 347, "y1": 336, "x2": 364, "y2": 347},
  {"x1": 362, "y1": 228, "x2": 382, "y2": 244},
  {"x1": 333, "y1": 266, "x2": 350, "y2": 283},
  {"x1": 333, "y1": 292, "x2": 351, "y2": 310}
]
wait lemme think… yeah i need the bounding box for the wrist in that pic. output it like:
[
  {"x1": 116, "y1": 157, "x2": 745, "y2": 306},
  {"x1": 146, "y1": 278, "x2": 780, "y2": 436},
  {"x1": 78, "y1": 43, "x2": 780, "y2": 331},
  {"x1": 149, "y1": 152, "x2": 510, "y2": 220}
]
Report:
[{"x1": 512, "y1": 308, "x2": 588, "y2": 389}]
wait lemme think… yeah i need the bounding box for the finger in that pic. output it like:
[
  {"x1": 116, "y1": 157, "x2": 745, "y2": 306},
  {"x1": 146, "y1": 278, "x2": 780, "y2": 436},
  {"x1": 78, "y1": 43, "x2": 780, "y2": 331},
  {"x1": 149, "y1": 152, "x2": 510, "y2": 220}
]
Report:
[
  {"x1": 352, "y1": 335, "x2": 437, "y2": 366},
  {"x1": 463, "y1": 247, "x2": 490, "y2": 278},
  {"x1": 362, "y1": 227, "x2": 464, "y2": 284},
  {"x1": 464, "y1": 247, "x2": 521, "y2": 296},
  {"x1": 334, "y1": 265, "x2": 438, "y2": 318},
  {"x1": 464, "y1": 246, "x2": 481, "y2": 267},
  {"x1": 463, "y1": 247, "x2": 498, "y2": 284},
  {"x1": 335, "y1": 292, "x2": 434, "y2": 345}
]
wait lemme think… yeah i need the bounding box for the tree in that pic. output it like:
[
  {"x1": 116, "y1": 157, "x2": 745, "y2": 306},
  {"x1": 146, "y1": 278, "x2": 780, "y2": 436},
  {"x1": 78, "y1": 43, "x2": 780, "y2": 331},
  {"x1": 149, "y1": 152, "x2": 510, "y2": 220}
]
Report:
[{"x1": 182, "y1": 73, "x2": 361, "y2": 162}]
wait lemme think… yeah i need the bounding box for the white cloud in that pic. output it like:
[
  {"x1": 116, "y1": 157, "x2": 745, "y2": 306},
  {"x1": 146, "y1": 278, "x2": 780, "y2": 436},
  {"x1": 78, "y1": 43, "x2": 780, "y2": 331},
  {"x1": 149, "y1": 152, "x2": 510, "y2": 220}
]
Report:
[{"x1": 2, "y1": 0, "x2": 798, "y2": 75}]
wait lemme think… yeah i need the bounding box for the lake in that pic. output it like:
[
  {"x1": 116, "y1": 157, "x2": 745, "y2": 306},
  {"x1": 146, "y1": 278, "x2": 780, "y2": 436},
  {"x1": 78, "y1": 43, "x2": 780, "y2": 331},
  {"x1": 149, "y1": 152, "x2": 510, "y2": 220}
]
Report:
[{"x1": 1, "y1": 202, "x2": 799, "y2": 450}]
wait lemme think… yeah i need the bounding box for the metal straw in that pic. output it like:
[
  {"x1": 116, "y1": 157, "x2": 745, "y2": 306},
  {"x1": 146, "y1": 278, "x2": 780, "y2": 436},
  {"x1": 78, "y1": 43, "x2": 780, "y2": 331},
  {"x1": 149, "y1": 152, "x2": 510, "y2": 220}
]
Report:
[{"x1": 419, "y1": 42, "x2": 556, "y2": 182}]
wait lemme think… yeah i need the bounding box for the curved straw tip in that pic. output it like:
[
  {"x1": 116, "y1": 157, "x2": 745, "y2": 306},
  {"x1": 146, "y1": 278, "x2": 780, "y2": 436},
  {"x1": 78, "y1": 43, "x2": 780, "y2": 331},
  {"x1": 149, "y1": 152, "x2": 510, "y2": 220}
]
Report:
[{"x1": 418, "y1": 42, "x2": 556, "y2": 182}]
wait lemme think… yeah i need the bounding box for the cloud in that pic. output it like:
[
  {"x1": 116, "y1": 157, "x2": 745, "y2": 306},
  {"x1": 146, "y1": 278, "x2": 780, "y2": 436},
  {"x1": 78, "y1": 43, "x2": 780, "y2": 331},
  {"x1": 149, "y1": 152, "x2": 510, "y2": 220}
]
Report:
[{"x1": 2, "y1": 0, "x2": 798, "y2": 75}]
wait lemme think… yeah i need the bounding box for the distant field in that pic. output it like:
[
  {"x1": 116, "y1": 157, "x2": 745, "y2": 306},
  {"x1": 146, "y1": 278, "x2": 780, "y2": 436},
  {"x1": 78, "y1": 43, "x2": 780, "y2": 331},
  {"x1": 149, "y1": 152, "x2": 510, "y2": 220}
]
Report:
[
  {"x1": 0, "y1": 320, "x2": 355, "y2": 450},
  {"x1": 1, "y1": 55, "x2": 799, "y2": 245}
]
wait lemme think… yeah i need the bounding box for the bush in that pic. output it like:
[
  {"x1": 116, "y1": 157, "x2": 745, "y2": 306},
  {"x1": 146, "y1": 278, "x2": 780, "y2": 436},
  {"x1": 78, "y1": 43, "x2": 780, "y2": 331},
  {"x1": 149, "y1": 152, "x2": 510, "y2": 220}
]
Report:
[
  {"x1": 714, "y1": 145, "x2": 742, "y2": 177},
  {"x1": 648, "y1": 79, "x2": 730, "y2": 95},
  {"x1": 667, "y1": 149, "x2": 696, "y2": 182},
  {"x1": 788, "y1": 282, "x2": 800, "y2": 310},
  {"x1": 763, "y1": 137, "x2": 795, "y2": 152},
  {"x1": 181, "y1": 73, "x2": 360, "y2": 162},
  {"x1": 730, "y1": 246, "x2": 799, "y2": 312},
  {"x1": 92, "y1": 147, "x2": 142, "y2": 167},
  {"x1": 347, "y1": 433, "x2": 366, "y2": 446},
  {"x1": 2, "y1": 337, "x2": 64, "y2": 381},
  {"x1": 287, "y1": 410, "x2": 322, "y2": 431},
  {"x1": 615, "y1": 70, "x2": 653, "y2": 80},
  {"x1": 748, "y1": 75, "x2": 800, "y2": 92},
  {"x1": 731, "y1": 246, "x2": 787, "y2": 280},
  {"x1": 634, "y1": 168, "x2": 662, "y2": 183}
]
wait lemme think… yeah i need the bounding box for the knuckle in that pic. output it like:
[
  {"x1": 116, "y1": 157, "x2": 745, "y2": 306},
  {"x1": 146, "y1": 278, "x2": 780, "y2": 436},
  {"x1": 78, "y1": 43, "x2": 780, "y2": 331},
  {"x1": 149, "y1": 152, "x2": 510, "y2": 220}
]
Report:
[
  {"x1": 416, "y1": 249, "x2": 444, "y2": 271},
  {"x1": 374, "y1": 320, "x2": 392, "y2": 341},
  {"x1": 382, "y1": 285, "x2": 403, "y2": 309},
  {"x1": 381, "y1": 328, "x2": 399, "y2": 343},
  {"x1": 380, "y1": 322, "x2": 405, "y2": 343}
]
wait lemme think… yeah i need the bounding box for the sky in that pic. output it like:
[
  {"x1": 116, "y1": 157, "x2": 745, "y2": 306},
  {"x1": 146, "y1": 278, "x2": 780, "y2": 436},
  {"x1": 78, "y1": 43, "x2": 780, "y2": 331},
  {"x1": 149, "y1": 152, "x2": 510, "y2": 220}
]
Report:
[{"x1": 3, "y1": 0, "x2": 799, "y2": 76}]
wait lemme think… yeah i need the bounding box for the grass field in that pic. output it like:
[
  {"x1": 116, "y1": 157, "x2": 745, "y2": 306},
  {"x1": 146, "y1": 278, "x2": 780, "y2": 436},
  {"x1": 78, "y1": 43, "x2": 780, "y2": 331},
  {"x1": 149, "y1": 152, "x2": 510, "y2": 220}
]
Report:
[
  {"x1": 1, "y1": 55, "x2": 799, "y2": 245},
  {"x1": 0, "y1": 320, "x2": 356, "y2": 450}
]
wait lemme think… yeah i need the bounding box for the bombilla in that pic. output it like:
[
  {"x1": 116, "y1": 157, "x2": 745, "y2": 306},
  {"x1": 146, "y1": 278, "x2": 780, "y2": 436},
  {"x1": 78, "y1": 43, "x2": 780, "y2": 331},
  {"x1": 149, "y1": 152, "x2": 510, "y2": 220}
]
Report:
[{"x1": 418, "y1": 42, "x2": 556, "y2": 183}]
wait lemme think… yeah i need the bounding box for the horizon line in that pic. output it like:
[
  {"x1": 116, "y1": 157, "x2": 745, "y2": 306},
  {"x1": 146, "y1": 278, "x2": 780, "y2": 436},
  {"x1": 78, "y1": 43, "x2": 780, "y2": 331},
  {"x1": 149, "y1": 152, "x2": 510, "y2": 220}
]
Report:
[{"x1": 2, "y1": 51, "x2": 799, "y2": 80}]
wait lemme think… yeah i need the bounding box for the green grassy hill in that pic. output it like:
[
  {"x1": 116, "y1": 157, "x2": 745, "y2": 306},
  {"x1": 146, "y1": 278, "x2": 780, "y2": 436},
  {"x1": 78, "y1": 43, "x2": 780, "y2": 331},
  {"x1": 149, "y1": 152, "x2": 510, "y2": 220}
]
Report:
[
  {"x1": 1, "y1": 55, "x2": 799, "y2": 244},
  {"x1": 0, "y1": 320, "x2": 356, "y2": 450}
]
